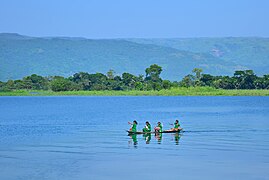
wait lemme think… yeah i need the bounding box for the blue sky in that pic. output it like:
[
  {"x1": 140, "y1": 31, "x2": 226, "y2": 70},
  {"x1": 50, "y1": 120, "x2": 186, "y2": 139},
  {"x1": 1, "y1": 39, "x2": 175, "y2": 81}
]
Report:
[{"x1": 0, "y1": 0, "x2": 268, "y2": 38}]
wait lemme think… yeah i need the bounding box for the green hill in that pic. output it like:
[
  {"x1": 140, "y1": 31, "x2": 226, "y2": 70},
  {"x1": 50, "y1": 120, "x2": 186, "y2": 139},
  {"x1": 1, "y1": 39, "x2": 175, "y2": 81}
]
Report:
[
  {"x1": 128, "y1": 37, "x2": 269, "y2": 74},
  {"x1": 0, "y1": 33, "x2": 268, "y2": 81}
]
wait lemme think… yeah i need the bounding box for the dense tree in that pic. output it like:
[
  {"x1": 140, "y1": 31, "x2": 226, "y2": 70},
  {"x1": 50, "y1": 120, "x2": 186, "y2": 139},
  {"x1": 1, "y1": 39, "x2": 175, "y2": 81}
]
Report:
[
  {"x1": 107, "y1": 75, "x2": 124, "y2": 90},
  {"x1": 5, "y1": 80, "x2": 15, "y2": 90},
  {"x1": 1, "y1": 64, "x2": 269, "y2": 92},
  {"x1": 254, "y1": 75, "x2": 269, "y2": 89},
  {"x1": 145, "y1": 64, "x2": 162, "y2": 82},
  {"x1": 107, "y1": 69, "x2": 116, "y2": 80},
  {"x1": 162, "y1": 80, "x2": 172, "y2": 89},
  {"x1": 200, "y1": 74, "x2": 215, "y2": 86},
  {"x1": 212, "y1": 76, "x2": 235, "y2": 89},
  {"x1": 179, "y1": 74, "x2": 195, "y2": 87},
  {"x1": 145, "y1": 64, "x2": 163, "y2": 90},
  {"x1": 88, "y1": 73, "x2": 108, "y2": 90},
  {"x1": 233, "y1": 70, "x2": 257, "y2": 89},
  {"x1": 134, "y1": 82, "x2": 143, "y2": 90},
  {"x1": 191, "y1": 68, "x2": 203, "y2": 86},
  {"x1": 122, "y1": 72, "x2": 137, "y2": 90},
  {"x1": 50, "y1": 76, "x2": 74, "y2": 92},
  {"x1": 22, "y1": 74, "x2": 49, "y2": 90},
  {"x1": 0, "y1": 80, "x2": 13, "y2": 91},
  {"x1": 14, "y1": 80, "x2": 26, "y2": 90},
  {"x1": 70, "y1": 72, "x2": 91, "y2": 90},
  {"x1": 192, "y1": 68, "x2": 203, "y2": 80}
]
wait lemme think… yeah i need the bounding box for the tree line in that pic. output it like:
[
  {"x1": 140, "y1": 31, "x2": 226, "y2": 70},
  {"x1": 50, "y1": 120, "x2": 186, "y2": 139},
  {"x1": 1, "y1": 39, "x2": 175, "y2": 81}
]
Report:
[{"x1": 0, "y1": 64, "x2": 268, "y2": 92}]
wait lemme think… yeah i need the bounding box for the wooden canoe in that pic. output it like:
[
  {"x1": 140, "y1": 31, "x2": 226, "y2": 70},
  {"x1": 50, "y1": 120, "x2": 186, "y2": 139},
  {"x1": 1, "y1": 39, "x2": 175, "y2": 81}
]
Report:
[{"x1": 127, "y1": 129, "x2": 183, "y2": 135}]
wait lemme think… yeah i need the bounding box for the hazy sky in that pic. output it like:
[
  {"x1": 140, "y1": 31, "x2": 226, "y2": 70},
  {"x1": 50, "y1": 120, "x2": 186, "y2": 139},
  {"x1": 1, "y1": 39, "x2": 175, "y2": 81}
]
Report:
[{"x1": 0, "y1": 0, "x2": 268, "y2": 38}]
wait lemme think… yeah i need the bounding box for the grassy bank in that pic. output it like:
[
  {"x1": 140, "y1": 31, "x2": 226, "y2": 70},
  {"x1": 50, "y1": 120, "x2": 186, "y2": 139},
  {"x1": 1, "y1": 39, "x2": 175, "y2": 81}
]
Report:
[{"x1": 1, "y1": 87, "x2": 269, "y2": 96}]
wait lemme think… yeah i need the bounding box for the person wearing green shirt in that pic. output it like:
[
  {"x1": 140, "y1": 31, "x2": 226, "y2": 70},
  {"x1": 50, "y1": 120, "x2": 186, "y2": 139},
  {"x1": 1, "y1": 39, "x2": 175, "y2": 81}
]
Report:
[
  {"x1": 128, "y1": 120, "x2": 138, "y2": 132},
  {"x1": 143, "y1": 121, "x2": 151, "y2": 132},
  {"x1": 154, "y1": 122, "x2": 162, "y2": 133},
  {"x1": 170, "y1": 120, "x2": 182, "y2": 131}
]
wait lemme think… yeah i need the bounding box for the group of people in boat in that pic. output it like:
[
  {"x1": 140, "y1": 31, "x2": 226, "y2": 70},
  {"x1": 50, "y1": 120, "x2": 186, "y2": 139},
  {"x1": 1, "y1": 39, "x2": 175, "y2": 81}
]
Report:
[{"x1": 128, "y1": 120, "x2": 182, "y2": 133}]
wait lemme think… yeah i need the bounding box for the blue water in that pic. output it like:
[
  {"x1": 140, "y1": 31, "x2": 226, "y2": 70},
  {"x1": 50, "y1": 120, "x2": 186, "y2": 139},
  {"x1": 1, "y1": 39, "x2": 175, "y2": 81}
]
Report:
[{"x1": 0, "y1": 96, "x2": 269, "y2": 180}]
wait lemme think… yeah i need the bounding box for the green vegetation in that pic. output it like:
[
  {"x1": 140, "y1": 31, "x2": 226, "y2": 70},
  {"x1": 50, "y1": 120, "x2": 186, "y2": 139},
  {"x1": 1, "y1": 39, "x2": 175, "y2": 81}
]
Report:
[
  {"x1": 0, "y1": 64, "x2": 268, "y2": 96},
  {"x1": 0, "y1": 87, "x2": 268, "y2": 96}
]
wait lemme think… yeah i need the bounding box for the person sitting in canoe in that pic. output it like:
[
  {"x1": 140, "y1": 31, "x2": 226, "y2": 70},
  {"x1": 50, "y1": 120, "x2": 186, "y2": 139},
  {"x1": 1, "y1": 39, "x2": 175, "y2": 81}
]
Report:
[
  {"x1": 169, "y1": 120, "x2": 182, "y2": 131},
  {"x1": 154, "y1": 122, "x2": 163, "y2": 133},
  {"x1": 142, "y1": 121, "x2": 151, "y2": 132},
  {"x1": 128, "y1": 120, "x2": 138, "y2": 132}
]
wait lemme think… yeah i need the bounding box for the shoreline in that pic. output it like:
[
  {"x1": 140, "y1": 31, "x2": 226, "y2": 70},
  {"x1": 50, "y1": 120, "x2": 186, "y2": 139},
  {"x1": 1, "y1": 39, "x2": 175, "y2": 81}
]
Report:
[{"x1": 1, "y1": 87, "x2": 269, "y2": 96}]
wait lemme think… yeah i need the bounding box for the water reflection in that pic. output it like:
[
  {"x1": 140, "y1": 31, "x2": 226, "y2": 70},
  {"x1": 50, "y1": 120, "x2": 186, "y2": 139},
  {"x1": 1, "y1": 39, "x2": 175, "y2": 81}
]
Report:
[
  {"x1": 174, "y1": 132, "x2": 181, "y2": 145},
  {"x1": 128, "y1": 134, "x2": 138, "y2": 147},
  {"x1": 155, "y1": 133, "x2": 162, "y2": 144},
  {"x1": 143, "y1": 133, "x2": 151, "y2": 144},
  {"x1": 128, "y1": 132, "x2": 182, "y2": 146}
]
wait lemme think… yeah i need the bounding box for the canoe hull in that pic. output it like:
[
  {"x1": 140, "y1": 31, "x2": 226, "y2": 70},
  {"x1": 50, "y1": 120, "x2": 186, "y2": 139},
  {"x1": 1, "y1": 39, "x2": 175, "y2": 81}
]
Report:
[{"x1": 127, "y1": 129, "x2": 183, "y2": 135}]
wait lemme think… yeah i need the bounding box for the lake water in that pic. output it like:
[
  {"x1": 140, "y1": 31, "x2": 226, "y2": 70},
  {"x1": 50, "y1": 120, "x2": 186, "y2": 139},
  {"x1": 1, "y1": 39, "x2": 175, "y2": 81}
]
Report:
[{"x1": 0, "y1": 96, "x2": 269, "y2": 180}]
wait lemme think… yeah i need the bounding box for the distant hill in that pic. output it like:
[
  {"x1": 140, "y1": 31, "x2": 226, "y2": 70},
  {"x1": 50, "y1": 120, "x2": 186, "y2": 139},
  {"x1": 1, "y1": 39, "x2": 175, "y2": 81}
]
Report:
[
  {"x1": 0, "y1": 33, "x2": 268, "y2": 81},
  {"x1": 128, "y1": 38, "x2": 269, "y2": 74}
]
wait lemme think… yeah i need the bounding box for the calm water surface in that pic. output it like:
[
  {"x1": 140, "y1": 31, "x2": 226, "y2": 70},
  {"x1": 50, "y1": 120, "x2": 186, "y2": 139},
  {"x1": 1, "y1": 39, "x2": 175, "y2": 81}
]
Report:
[{"x1": 0, "y1": 96, "x2": 269, "y2": 180}]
